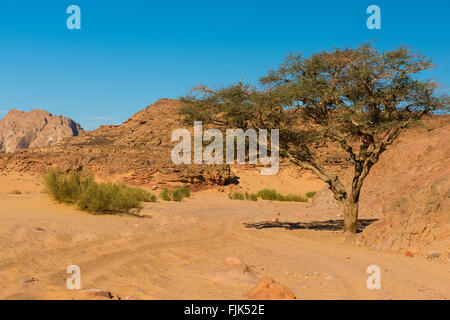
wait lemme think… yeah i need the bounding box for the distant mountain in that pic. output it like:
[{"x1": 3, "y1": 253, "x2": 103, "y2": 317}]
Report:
[{"x1": 0, "y1": 109, "x2": 82, "y2": 153}]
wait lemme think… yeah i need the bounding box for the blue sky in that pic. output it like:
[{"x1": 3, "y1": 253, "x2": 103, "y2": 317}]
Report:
[{"x1": 0, "y1": 0, "x2": 449, "y2": 130}]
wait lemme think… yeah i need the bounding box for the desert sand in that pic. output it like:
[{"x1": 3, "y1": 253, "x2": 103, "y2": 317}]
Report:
[{"x1": 0, "y1": 173, "x2": 448, "y2": 300}]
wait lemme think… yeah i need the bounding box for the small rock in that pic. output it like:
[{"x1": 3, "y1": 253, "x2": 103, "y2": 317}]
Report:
[
  {"x1": 269, "y1": 217, "x2": 279, "y2": 223},
  {"x1": 225, "y1": 257, "x2": 242, "y2": 266},
  {"x1": 345, "y1": 256, "x2": 351, "y2": 260},
  {"x1": 20, "y1": 277, "x2": 38, "y2": 285},
  {"x1": 405, "y1": 251, "x2": 414, "y2": 257},
  {"x1": 244, "y1": 277, "x2": 296, "y2": 300},
  {"x1": 427, "y1": 253, "x2": 440, "y2": 260},
  {"x1": 79, "y1": 289, "x2": 113, "y2": 299}
]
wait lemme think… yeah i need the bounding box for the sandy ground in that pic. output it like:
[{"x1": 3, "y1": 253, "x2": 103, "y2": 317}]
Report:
[{"x1": 0, "y1": 174, "x2": 449, "y2": 300}]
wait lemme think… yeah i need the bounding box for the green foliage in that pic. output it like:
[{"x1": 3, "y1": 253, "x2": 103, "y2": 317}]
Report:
[
  {"x1": 179, "y1": 187, "x2": 191, "y2": 198},
  {"x1": 228, "y1": 191, "x2": 245, "y2": 200},
  {"x1": 43, "y1": 169, "x2": 153, "y2": 215},
  {"x1": 159, "y1": 187, "x2": 191, "y2": 201},
  {"x1": 306, "y1": 191, "x2": 317, "y2": 198},
  {"x1": 43, "y1": 169, "x2": 90, "y2": 204},
  {"x1": 159, "y1": 188, "x2": 171, "y2": 201},
  {"x1": 245, "y1": 192, "x2": 258, "y2": 201},
  {"x1": 256, "y1": 189, "x2": 283, "y2": 201},
  {"x1": 256, "y1": 189, "x2": 307, "y2": 202},
  {"x1": 228, "y1": 191, "x2": 258, "y2": 201}
]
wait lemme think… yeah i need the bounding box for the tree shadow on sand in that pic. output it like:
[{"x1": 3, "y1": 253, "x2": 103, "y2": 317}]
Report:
[{"x1": 244, "y1": 219, "x2": 378, "y2": 233}]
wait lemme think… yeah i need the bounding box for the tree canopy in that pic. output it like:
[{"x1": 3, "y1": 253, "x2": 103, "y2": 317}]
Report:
[{"x1": 180, "y1": 42, "x2": 449, "y2": 233}]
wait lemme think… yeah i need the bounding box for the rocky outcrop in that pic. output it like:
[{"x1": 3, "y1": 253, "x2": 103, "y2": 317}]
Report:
[
  {"x1": 0, "y1": 109, "x2": 82, "y2": 153},
  {"x1": 244, "y1": 277, "x2": 296, "y2": 300},
  {"x1": 309, "y1": 186, "x2": 342, "y2": 210},
  {"x1": 356, "y1": 175, "x2": 450, "y2": 258}
]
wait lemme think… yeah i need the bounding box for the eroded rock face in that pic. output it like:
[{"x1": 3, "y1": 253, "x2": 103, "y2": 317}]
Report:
[
  {"x1": 356, "y1": 175, "x2": 450, "y2": 257},
  {"x1": 0, "y1": 109, "x2": 82, "y2": 153}
]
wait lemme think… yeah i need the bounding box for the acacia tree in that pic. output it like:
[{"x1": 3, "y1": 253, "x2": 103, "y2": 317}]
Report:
[{"x1": 180, "y1": 43, "x2": 449, "y2": 233}]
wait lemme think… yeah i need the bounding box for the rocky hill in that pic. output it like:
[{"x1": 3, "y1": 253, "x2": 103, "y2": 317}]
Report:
[
  {"x1": 0, "y1": 99, "x2": 234, "y2": 188},
  {"x1": 0, "y1": 109, "x2": 82, "y2": 153}
]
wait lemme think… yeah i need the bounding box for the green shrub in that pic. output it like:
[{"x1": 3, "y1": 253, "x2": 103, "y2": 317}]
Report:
[
  {"x1": 256, "y1": 189, "x2": 307, "y2": 202},
  {"x1": 244, "y1": 192, "x2": 258, "y2": 201},
  {"x1": 159, "y1": 187, "x2": 191, "y2": 201},
  {"x1": 284, "y1": 194, "x2": 308, "y2": 202},
  {"x1": 306, "y1": 191, "x2": 317, "y2": 198},
  {"x1": 171, "y1": 189, "x2": 184, "y2": 202},
  {"x1": 228, "y1": 191, "x2": 245, "y2": 200},
  {"x1": 256, "y1": 189, "x2": 283, "y2": 201},
  {"x1": 179, "y1": 187, "x2": 191, "y2": 198},
  {"x1": 228, "y1": 191, "x2": 257, "y2": 201},
  {"x1": 43, "y1": 169, "x2": 91, "y2": 203},
  {"x1": 160, "y1": 189, "x2": 171, "y2": 201},
  {"x1": 43, "y1": 169, "x2": 150, "y2": 215}
]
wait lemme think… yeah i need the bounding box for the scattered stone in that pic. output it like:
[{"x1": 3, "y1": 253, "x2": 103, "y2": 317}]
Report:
[
  {"x1": 244, "y1": 277, "x2": 296, "y2": 300},
  {"x1": 20, "y1": 277, "x2": 38, "y2": 286},
  {"x1": 79, "y1": 289, "x2": 114, "y2": 299},
  {"x1": 225, "y1": 257, "x2": 242, "y2": 266},
  {"x1": 269, "y1": 217, "x2": 279, "y2": 223},
  {"x1": 405, "y1": 251, "x2": 414, "y2": 257},
  {"x1": 427, "y1": 253, "x2": 440, "y2": 260}
]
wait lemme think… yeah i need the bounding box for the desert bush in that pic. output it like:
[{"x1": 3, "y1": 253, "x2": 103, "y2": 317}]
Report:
[
  {"x1": 284, "y1": 194, "x2": 308, "y2": 202},
  {"x1": 43, "y1": 169, "x2": 91, "y2": 203},
  {"x1": 43, "y1": 169, "x2": 151, "y2": 215},
  {"x1": 159, "y1": 187, "x2": 191, "y2": 201},
  {"x1": 256, "y1": 189, "x2": 307, "y2": 202},
  {"x1": 245, "y1": 192, "x2": 258, "y2": 201},
  {"x1": 256, "y1": 189, "x2": 284, "y2": 201},
  {"x1": 10, "y1": 190, "x2": 22, "y2": 195},
  {"x1": 179, "y1": 186, "x2": 191, "y2": 198},
  {"x1": 159, "y1": 188, "x2": 171, "y2": 201},
  {"x1": 306, "y1": 191, "x2": 317, "y2": 198},
  {"x1": 228, "y1": 191, "x2": 245, "y2": 200},
  {"x1": 228, "y1": 191, "x2": 257, "y2": 201}
]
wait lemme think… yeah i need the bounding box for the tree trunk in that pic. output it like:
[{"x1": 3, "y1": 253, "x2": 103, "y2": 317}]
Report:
[{"x1": 343, "y1": 198, "x2": 359, "y2": 233}]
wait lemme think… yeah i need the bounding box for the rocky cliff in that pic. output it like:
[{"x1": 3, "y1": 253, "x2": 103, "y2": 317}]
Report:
[{"x1": 0, "y1": 109, "x2": 82, "y2": 153}]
